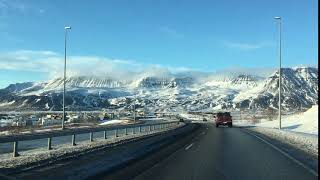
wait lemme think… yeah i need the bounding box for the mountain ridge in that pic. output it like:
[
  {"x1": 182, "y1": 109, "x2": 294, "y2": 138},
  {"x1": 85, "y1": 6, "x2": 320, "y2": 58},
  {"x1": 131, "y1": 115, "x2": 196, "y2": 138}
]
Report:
[{"x1": 0, "y1": 67, "x2": 317, "y2": 112}]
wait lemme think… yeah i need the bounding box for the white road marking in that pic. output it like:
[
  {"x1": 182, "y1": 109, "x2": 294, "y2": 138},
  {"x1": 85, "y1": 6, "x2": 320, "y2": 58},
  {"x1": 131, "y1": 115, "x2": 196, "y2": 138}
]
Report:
[
  {"x1": 185, "y1": 143, "x2": 194, "y2": 150},
  {"x1": 245, "y1": 130, "x2": 318, "y2": 177}
]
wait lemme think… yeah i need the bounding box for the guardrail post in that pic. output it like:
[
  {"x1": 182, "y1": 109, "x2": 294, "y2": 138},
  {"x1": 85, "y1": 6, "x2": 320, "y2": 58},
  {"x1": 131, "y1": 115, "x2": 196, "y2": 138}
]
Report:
[
  {"x1": 115, "y1": 129, "x2": 118, "y2": 137},
  {"x1": 125, "y1": 128, "x2": 128, "y2": 135},
  {"x1": 90, "y1": 132, "x2": 93, "y2": 142},
  {"x1": 72, "y1": 134, "x2": 76, "y2": 146},
  {"x1": 13, "y1": 141, "x2": 19, "y2": 157},
  {"x1": 104, "y1": 130, "x2": 107, "y2": 139},
  {"x1": 139, "y1": 126, "x2": 142, "y2": 133},
  {"x1": 48, "y1": 137, "x2": 52, "y2": 150}
]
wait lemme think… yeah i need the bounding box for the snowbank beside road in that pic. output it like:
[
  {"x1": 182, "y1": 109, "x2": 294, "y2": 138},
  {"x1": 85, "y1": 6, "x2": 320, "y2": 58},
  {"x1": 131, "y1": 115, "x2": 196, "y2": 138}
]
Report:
[
  {"x1": 255, "y1": 105, "x2": 318, "y2": 135},
  {"x1": 237, "y1": 106, "x2": 318, "y2": 159},
  {"x1": 247, "y1": 126, "x2": 318, "y2": 158},
  {"x1": 99, "y1": 119, "x2": 130, "y2": 126}
]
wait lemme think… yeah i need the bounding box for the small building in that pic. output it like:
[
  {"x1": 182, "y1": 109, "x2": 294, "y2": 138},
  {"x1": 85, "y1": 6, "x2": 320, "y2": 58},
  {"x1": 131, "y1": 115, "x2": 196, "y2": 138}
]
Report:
[
  {"x1": 99, "y1": 112, "x2": 115, "y2": 121},
  {"x1": 26, "y1": 115, "x2": 40, "y2": 126},
  {"x1": 41, "y1": 115, "x2": 63, "y2": 126},
  {"x1": 66, "y1": 114, "x2": 80, "y2": 123}
]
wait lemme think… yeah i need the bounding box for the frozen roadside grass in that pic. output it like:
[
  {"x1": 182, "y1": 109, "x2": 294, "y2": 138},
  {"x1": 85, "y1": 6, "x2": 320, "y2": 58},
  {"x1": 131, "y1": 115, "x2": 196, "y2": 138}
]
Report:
[
  {"x1": 0, "y1": 123, "x2": 184, "y2": 170},
  {"x1": 246, "y1": 126, "x2": 318, "y2": 158}
]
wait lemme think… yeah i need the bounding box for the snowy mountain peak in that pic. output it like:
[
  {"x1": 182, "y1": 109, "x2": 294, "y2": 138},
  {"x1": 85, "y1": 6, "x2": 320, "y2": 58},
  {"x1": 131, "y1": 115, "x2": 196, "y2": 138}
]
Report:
[
  {"x1": 136, "y1": 76, "x2": 193, "y2": 88},
  {"x1": 231, "y1": 74, "x2": 259, "y2": 87},
  {"x1": 44, "y1": 76, "x2": 127, "y2": 89},
  {"x1": 0, "y1": 67, "x2": 317, "y2": 111}
]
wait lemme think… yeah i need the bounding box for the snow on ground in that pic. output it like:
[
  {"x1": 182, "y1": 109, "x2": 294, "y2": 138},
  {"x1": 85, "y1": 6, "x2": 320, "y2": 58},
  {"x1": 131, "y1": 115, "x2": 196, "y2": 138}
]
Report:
[
  {"x1": 255, "y1": 105, "x2": 318, "y2": 135},
  {"x1": 179, "y1": 113, "x2": 203, "y2": 120},
  {"x1": 98, "y1": 119, "x2": 130, "y2": 125},
  {"x1": 0, "y1": 101, "x2": 15, "y2": 107},
  {"x1": 139, "y1": 118, "x2": 164, "y2": 121},
  {"x1": 248, "y1": 126, "x2": 318, "y2": 158},
  {"x1": 235, "y1": 106, "x2": 318, "y2": 157},
  {"x1": 0, "y1": 124, "x2": 97, "y2": 136}
]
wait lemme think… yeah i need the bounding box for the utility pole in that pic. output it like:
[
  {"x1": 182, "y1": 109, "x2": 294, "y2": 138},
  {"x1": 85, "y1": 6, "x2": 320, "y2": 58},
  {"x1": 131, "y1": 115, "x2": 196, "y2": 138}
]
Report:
[
  {"x1": 133, "y1": 93, "x2": 136, "y2": 123},
  {"x1": 274, "y1": 17, "x2": 282, "y2": 129},
  {"x1": 62, "y1": 26, "x2": 71, "y2": 130}
]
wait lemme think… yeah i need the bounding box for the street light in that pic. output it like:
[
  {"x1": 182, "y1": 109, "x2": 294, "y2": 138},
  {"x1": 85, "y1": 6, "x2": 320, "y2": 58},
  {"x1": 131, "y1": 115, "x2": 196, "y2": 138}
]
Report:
[
  {"x1": 133, "y1": 93, "x2": 137, "y2": 123},
  {"x1": 274, "y1": 17, "x2": 282, "y2": 129},
  {"x1": 62, "y1": 26, "x2": 71, "y2": 130}
]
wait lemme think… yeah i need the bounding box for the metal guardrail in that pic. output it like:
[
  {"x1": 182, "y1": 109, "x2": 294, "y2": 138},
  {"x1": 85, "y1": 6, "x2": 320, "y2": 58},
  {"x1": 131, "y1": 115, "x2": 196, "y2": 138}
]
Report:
[{"x1": 0, "y1": 120, "x2": 181, "y2": 158}]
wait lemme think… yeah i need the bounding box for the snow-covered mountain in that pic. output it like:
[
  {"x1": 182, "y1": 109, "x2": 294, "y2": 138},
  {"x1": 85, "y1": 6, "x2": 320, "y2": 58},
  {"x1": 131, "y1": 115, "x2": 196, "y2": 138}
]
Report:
[
  {"x1": 0, "y1": 67, "x2": 317, "y2": 112},
  {"x1": 137, "y1": 77, "x2": 193, "y2": 88}
]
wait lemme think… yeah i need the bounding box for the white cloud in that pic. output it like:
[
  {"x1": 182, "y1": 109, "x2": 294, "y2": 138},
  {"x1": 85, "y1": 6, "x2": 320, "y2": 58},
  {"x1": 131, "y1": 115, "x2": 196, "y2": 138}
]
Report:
[
  {"x1": 222, "y1": 41, "x2": 272, "y2": 50},
  {"x1": 0, "y1": 50, "x2": 201, "y2": 81}
]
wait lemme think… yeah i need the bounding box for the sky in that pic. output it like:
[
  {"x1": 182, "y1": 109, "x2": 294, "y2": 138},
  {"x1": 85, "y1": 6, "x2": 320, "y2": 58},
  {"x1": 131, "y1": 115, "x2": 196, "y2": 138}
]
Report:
[{"x1": 0, "y1": 0, "x2": 318, "y2": 88}]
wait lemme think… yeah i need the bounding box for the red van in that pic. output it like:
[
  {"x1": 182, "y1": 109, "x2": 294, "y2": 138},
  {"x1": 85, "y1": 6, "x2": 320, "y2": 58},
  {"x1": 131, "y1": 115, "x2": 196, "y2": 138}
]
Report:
[{"x1": 214, "y1": 112, "x2": 232, "y2": 127}]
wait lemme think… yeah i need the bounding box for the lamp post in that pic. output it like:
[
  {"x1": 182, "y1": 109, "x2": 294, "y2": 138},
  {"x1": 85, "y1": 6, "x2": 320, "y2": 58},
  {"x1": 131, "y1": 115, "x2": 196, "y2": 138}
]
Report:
[
  {"x1": 133, "y1": 93, "x2": 136, "y2": 123},
  {"x1": 62, "y1": 26, "x2": 71, "y2": 130},
  {"x1": 274, "y1": 17, "x2": 282, "y2": 129}
]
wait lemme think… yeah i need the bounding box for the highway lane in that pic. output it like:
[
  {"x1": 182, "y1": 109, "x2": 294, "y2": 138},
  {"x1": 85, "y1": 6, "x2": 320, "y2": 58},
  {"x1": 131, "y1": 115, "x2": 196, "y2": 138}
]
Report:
[
  {"x1": 3, "y1": 122, "x2": 317, "y2": 180},
  {"x1": 131, "y1": 123, "x2": 317, "y2": 180},
  {"x1": 4, "y1": 123, "x2": 198, "y2": 180}
]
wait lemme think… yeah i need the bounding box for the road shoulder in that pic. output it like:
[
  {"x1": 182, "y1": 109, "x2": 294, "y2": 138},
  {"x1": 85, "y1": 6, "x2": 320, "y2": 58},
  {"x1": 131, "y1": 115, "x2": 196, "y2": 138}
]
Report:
[{"x1": 242, "y1": 127, "x2": 318, "y2": 176}]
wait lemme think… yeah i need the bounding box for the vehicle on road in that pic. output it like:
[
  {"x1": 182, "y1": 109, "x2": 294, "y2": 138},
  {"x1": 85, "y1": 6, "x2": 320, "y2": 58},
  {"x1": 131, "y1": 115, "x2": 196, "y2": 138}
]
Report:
[
  {"x1": 214, "y1": 112, "x2": 232, "y2": 127},
  {"x1": 203, "y1": 118, "x2": 207, "y2": 122}
]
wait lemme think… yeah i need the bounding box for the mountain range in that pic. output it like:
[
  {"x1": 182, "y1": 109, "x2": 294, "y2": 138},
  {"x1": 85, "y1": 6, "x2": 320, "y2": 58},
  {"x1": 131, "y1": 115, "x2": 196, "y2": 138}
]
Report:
[{"x1": 0, "y1": 67, "x2": 317, "y2": 113}]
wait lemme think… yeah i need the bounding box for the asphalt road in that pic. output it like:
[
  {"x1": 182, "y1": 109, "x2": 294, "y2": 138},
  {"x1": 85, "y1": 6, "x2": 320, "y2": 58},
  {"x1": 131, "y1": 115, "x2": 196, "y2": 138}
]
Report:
[
  {"x1": 6, "y1": 123, "x2": 197, "y2": 180},
  {"x1": 4, "y1": 123, "x2": 317, "y2": 180},
  {"x1": 132, "y1": 123, "x2": 317, "y2": 180}
]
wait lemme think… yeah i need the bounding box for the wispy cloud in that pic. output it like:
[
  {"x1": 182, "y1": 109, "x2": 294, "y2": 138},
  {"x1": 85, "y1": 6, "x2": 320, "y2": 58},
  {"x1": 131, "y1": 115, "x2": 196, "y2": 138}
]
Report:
[
  {"x1": 0, "y1": 0, "x2": 46, "y2": 16},
  {"x1": 0, "y1": 50, "x2": 201, "y2": 81},
  {"x1": 159, "y1": 26, "x2": 184, "y2": 39},
  {"x1": 222, "y1": 41, "x2": 272, "y2": 50}
]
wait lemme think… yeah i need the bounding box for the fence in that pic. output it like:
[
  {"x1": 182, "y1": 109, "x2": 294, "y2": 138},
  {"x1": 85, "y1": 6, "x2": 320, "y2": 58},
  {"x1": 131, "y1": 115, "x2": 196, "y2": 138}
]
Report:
[{"x1": 0, "y1": 120, "x2": 181, "y2": 158}]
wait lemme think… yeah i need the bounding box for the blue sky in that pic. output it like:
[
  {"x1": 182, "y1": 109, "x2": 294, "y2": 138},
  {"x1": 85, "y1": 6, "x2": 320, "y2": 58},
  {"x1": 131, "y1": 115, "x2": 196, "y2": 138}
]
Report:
[{"x1": 0, "y1": 0, "x2": 318, "y2": 88}]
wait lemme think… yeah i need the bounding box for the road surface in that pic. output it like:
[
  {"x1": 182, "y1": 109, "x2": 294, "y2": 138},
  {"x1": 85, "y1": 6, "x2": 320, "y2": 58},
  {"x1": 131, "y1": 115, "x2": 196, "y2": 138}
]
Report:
[
  {"x1": 3, "y1": 123, "x2": 317, "y2": 180},
  {"x1": 105, "y1": 123, "x2": 317, "y2": 180}
]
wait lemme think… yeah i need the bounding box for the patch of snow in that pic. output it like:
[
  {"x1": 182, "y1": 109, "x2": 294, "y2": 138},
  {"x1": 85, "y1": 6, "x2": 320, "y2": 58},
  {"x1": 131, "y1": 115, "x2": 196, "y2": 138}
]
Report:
[
  {"x1": 248, "y1": 126, "x2": 318, "y2": 157},
  {"x1": 255, "y1": 105, "x2": 318, "y2": 135},
  {"x1": 99, "y1": 119, "x2": 130, "y2": 125},
  {"x1": 0, "y1": 101, "x2": 15, "y2": 107},
  {"x1": 45, "y1": 103, "x2": 50, "y2": 109}
]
